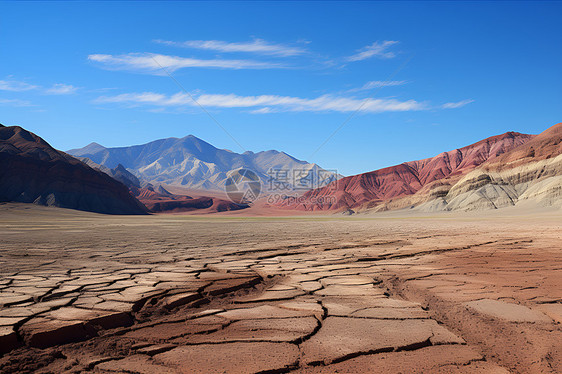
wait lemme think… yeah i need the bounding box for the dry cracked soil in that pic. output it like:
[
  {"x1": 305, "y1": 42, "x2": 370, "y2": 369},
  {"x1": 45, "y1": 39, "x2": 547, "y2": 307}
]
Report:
[{"x1": 0, "y1": 203, "x2": 560, "y2": 373}]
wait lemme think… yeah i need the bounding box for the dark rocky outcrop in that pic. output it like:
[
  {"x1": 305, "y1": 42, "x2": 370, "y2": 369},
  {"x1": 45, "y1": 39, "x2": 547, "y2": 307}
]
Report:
[{"x1": 0, "y1": 125, "x2": 147, "y2": 215}]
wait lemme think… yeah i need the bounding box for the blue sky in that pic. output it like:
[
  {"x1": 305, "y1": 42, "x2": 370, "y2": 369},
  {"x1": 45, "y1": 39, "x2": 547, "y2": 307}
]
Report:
[{"x1": 1, "y1": 1, "x2": 561, "y2": 176}]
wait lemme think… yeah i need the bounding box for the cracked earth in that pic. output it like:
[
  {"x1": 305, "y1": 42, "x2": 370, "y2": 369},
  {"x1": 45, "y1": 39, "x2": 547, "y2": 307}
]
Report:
[{"x1": 0, "y1": 204, "x2": 561, "y2": 373}]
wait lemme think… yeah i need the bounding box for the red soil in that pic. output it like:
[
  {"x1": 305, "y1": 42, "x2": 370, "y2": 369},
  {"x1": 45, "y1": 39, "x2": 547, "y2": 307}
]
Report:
[{"x1": 131, "y1": 186, "x2": 247, "y2": 214}]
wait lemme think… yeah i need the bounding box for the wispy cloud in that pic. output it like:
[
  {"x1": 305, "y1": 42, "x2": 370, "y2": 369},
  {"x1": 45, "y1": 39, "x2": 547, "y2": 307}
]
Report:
[
  {"x1": 0, "y1": 79, "x2": 39, "y2": 92},
  {"x1": 347, "y1": 41, "x2": 399, "y2": 62},
  {"x1": 88, "y1": 53, "x2": 284, "y2": 74},
  {"x1": 349, "y1": 80, "x2": 407, "y2": 92},
  {"x1": 95, "y1": 91, "x2": 426, "y2": 114},
  {"x1": 0, "y1": 78, "x2": 78, "y2": 95},
  {"x1": 0, "y1": 98, "x2": 34, "y2": 107},
  {"x1": 441, "y1": 99, "x2": 474, "y2": 109},
  {"x1": 46, "y1": 83, "x2": 78, "y2": 95},
  {"x1": 154, "y1": 38, "x2": 307, "y2": 57},
  {"x1": 249, "y1": 107, "x2": 276, "y2": 114}
]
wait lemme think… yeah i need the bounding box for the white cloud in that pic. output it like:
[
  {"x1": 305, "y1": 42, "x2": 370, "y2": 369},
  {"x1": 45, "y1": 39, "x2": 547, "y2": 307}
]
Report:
[
  {"x1": 0, "y1": 79, "x2": 38, "y2": 92},
  {"x1": 249, "y1": 107, "x2": 276, "y2": 114},
  {"x1": 441, "y1": 99, "x2": 474, "y2": 109},
  {"x1": 349, "y1": 80, "x2": 407, "y2": 92},
  {"x1": 98, "y1": 92, "x2": 168, "y2": 105},
  {"x1": 95, "y1": 91, "x2": 426, "y2": 114},
  {"x1": 154, "y1": 39, "x2": 306, "y2": 57},
  {"x1": 46, "y1": 83, "x2": 78, "y2": 95},
  {"x1": 0, "y1": 78, "x2": 79, "y2": 95},
  {"x1": 0, "y1": 98, "x2": 34, "y2": 107},
  {"x1": 88, "y1": 53, "x2": 284, "y2": 73},
  {"x1": 347, "y1": 41, "x2": 399, "y2": 62}
]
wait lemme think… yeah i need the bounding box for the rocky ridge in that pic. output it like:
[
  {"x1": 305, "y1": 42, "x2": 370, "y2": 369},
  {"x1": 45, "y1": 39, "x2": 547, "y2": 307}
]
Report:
[{"x1": 277, "y1": 123, "x2": 562, "y2": 213}]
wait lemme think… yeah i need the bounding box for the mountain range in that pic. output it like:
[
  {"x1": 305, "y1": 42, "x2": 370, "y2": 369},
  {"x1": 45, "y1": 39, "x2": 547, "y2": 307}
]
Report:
[
  {"x1": 275, "y1": 123, "x2": 562, "y2": 213},
  {"x1": 1, "y1": 122, "x2": 560, "y2": 216},
  {"x1": 67, "y1": 136, "x2": 340, "y2": 192}
]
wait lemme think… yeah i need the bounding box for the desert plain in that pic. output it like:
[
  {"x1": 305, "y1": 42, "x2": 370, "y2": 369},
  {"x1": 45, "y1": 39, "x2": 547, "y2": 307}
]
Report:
[{"x1": 0, "y1": 203, "x2": 560, "y2": 374}]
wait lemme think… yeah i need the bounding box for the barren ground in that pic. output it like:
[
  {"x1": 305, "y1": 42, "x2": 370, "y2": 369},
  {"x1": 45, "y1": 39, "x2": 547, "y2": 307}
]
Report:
[{"x1": 0, "y1": 203, "x2": 560, "y2": 373}]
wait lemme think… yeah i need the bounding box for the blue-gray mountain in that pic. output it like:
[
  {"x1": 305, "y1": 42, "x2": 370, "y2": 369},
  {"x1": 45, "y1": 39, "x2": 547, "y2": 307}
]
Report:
[{"x1": 68, "y1": 135, "x2": 341, "y2": 192}]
